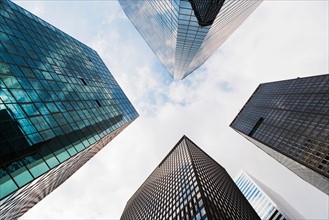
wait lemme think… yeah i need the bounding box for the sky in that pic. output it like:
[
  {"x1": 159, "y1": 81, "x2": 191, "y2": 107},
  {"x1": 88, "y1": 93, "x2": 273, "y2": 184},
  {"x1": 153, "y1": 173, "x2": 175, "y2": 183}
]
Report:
[{"x1": 11, "y1": 0, "x2": 329, "y2": 219}]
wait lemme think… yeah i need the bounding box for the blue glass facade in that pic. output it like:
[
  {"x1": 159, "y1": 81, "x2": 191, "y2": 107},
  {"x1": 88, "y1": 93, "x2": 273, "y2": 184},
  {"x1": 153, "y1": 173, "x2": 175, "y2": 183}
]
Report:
[
  {"x1": 235, "y1": 171, "x2": 289, "y2": 220},
  {"x1": 0, "y1": 0, "x2": 138, "y2": 217},
  {"x1": 119, "y1": 0, "x2": 262, "y2": 80}
]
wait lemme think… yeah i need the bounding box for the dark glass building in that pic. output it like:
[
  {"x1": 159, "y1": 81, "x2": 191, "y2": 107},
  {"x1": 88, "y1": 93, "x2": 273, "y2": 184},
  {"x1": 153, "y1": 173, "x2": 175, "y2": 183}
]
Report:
[
  {"x1": 119, "y1": 0, "x2": 262, "y2": 80},
  {"x1": 0, "y1": 0, "x2": 138, "y2": 218},
  {"x1": 121, "y1": 136, "x2": 260, "y2": 220},
  {"x1": 230, "y1": 74, "x2": 329, "y2": 195}
]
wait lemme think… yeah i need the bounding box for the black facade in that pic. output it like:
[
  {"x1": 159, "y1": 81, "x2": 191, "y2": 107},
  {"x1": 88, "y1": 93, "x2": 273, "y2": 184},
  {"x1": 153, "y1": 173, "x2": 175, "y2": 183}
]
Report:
[
  {"x1": 230, "y1": 74, "x2": 329, "y2": 195},
  {"x1": 189, "y1": 0, "x2": 225, "y2": 26},
  {"x1": 121, "y1": 136, "x2": 260, "y2": 220}
]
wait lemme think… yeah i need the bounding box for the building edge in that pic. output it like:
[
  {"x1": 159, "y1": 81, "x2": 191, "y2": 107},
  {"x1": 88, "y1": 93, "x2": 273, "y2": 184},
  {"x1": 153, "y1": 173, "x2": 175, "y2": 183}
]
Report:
[
  {"x1": 0, "y1": 122, "x2": 134, "y2": 219},
  {"x1": 232, "y1": 130, "x2": 329, "y2": 195}
]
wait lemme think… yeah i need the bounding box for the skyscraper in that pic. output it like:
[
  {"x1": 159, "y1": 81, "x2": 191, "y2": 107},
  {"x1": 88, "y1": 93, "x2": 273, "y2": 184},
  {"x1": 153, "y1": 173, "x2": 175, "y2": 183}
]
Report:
[
  {"x1": 230, "y1": 74, "x2": 329, "y2": 195},
  {"x1": 121, "y1": 136, "x2": 260, "y2": 220},
  {"x1": 119, "y1": 0, "x2": 262, "y2": 80},
  {"x1": 0, "y1": 0, "x2": 138, "y2": 218},
  {"x1": 235, "y1": 170, "x2": 303, "y2": 220}
]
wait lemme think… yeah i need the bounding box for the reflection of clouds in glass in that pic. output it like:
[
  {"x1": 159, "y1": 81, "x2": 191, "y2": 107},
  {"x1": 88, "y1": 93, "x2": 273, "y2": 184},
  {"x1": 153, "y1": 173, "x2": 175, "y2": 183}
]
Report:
[
  {"x1": 119, "y1": 0, "x2": 178, "y2": 77},
  {"x1": 0, "y1": 0, "x2": 138, "y2": 205},
  {"x1": 235, "y1": 171, "x2": 291, "y2": 219},
  {"x1": 1, "y1": 30, "x2": 124, "y2": 143},
  {"x1": 189, "y1": 0, "x2": 262, "y2": 78},
  {"x1": 120, "y1": 0, "x2": 262, "y2": 80}
]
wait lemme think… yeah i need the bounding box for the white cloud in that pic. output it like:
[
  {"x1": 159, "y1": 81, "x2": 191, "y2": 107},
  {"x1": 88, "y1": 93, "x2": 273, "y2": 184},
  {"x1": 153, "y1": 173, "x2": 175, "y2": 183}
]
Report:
[{"x1": 13, "y1": 0, "x2": 329, "y2": 219}]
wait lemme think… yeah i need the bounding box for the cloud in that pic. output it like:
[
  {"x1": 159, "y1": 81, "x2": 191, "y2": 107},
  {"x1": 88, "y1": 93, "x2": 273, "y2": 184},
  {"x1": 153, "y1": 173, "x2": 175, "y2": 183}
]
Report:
[{"x1": 15, "y1": 0, "x2": 329, "y2": 220}]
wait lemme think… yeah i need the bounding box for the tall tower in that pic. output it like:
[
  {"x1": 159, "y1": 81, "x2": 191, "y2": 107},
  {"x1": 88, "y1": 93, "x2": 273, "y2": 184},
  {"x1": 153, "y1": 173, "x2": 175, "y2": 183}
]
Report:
[
  {"x1": 0, "y1": 1, "x2": 138, "y2": 218},
  {"x1": 230, "y1": 74, "x2": 329, "y2": 195},
  {"x1": 119, "y1": 0, "x2": 262, "y2": 80},
  {"x1": 234, "y1": 170, "x2": 303, "y2": 220},
  {"x1": 121, "y1": 136, "x2": 260, "y2": 220}
]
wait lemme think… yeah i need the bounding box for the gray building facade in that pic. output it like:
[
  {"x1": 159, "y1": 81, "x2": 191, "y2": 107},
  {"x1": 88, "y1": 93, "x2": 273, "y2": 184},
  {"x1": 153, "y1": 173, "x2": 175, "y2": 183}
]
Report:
[
  {"x1": 230, "y1": 74, "x2": 329, "y2": 195},
  {"x1": 0, "y1": 0, "x2": 138, "y2": 218},
  {"x1": 121, "y1": 136, "x2": 260, "y2": 220},
  {"x1": 119, "y1": 0, "x2": 262, "y2": 80}
]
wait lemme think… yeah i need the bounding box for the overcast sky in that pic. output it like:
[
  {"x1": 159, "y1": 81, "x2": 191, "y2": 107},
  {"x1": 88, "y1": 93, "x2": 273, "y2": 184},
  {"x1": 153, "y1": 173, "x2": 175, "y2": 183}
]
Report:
[{"x1": 13, "y1": 0, "x2": 329, "y2": 219}]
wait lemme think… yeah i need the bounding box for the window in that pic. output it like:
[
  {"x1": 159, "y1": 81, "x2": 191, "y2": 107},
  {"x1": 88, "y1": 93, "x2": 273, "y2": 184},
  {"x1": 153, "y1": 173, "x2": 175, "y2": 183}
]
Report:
[
  {"x1": 78, "y1": 77, "x2": 87, "y2": 85},
  {"x1": 95, "y1": 100, "x2": 101, "y2": 107},
  {"x1": 248, "y1": 117, "x2": 264, "y2": 137}
]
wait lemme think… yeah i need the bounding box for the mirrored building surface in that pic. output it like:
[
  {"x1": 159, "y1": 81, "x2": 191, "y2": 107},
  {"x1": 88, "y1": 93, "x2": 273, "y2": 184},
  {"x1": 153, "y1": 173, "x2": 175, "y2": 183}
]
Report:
[
  {"x1": 119, "y1": 0, "x2": 262, "y2": 80},
  {"x1": 121, "y1": 136, "x2": 260, "y2": 220},
  {"x1": 234, "y1": 170, "x2": 304, "y2": 220},
  {"x1": 0, "y1": 0, "x2": 138, "y2": 218},
  {"x1": 230, "y1": 74, "x2": 329, "y2": 195}
]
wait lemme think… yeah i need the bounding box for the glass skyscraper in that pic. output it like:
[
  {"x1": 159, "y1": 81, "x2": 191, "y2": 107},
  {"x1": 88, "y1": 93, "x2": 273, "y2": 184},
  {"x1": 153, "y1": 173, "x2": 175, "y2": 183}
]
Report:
[
  {"x1": 121, "y1": 136, "x2": 260, "y2": 220},
  {"x1": 235, "y1": 170, "x2": 294, "y2": 220},
  {"x1": 230, "y1": 74, "x2": 329, "y2": 195},
  {"x1": 0, "y1": 0, "x2": 138, "y2": 218},
  {"x1": 119, "y1": 0, "x2": 263, "y2": 80}
]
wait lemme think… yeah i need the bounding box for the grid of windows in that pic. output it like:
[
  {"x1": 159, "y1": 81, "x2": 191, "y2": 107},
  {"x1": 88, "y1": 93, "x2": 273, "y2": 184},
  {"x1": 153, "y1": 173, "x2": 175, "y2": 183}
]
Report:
[
  {"x1": 230, "y1": 74, "x2": 329, "y2": 195},
  {"x1": 187, "y1": 139, "x2": 259, "y2": 220},
  {"x1": 119, "y1": 0, "x2": 262, "y2": 80},
  {"x1": 235, "y1": 171, "x2": 289, "y2": 220},
  {"x1": 0, "y1": 0, "x2": 138, "y2": 217},
  {"x1": 121, "y1": 136, "x2": 260, "y2": 220},
  {"x1": 119, "y1": 0, "x2": 179, "y2": 77},
  {"x1": 0, "y1": 125, "x2": 127, "y2": 219}
]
